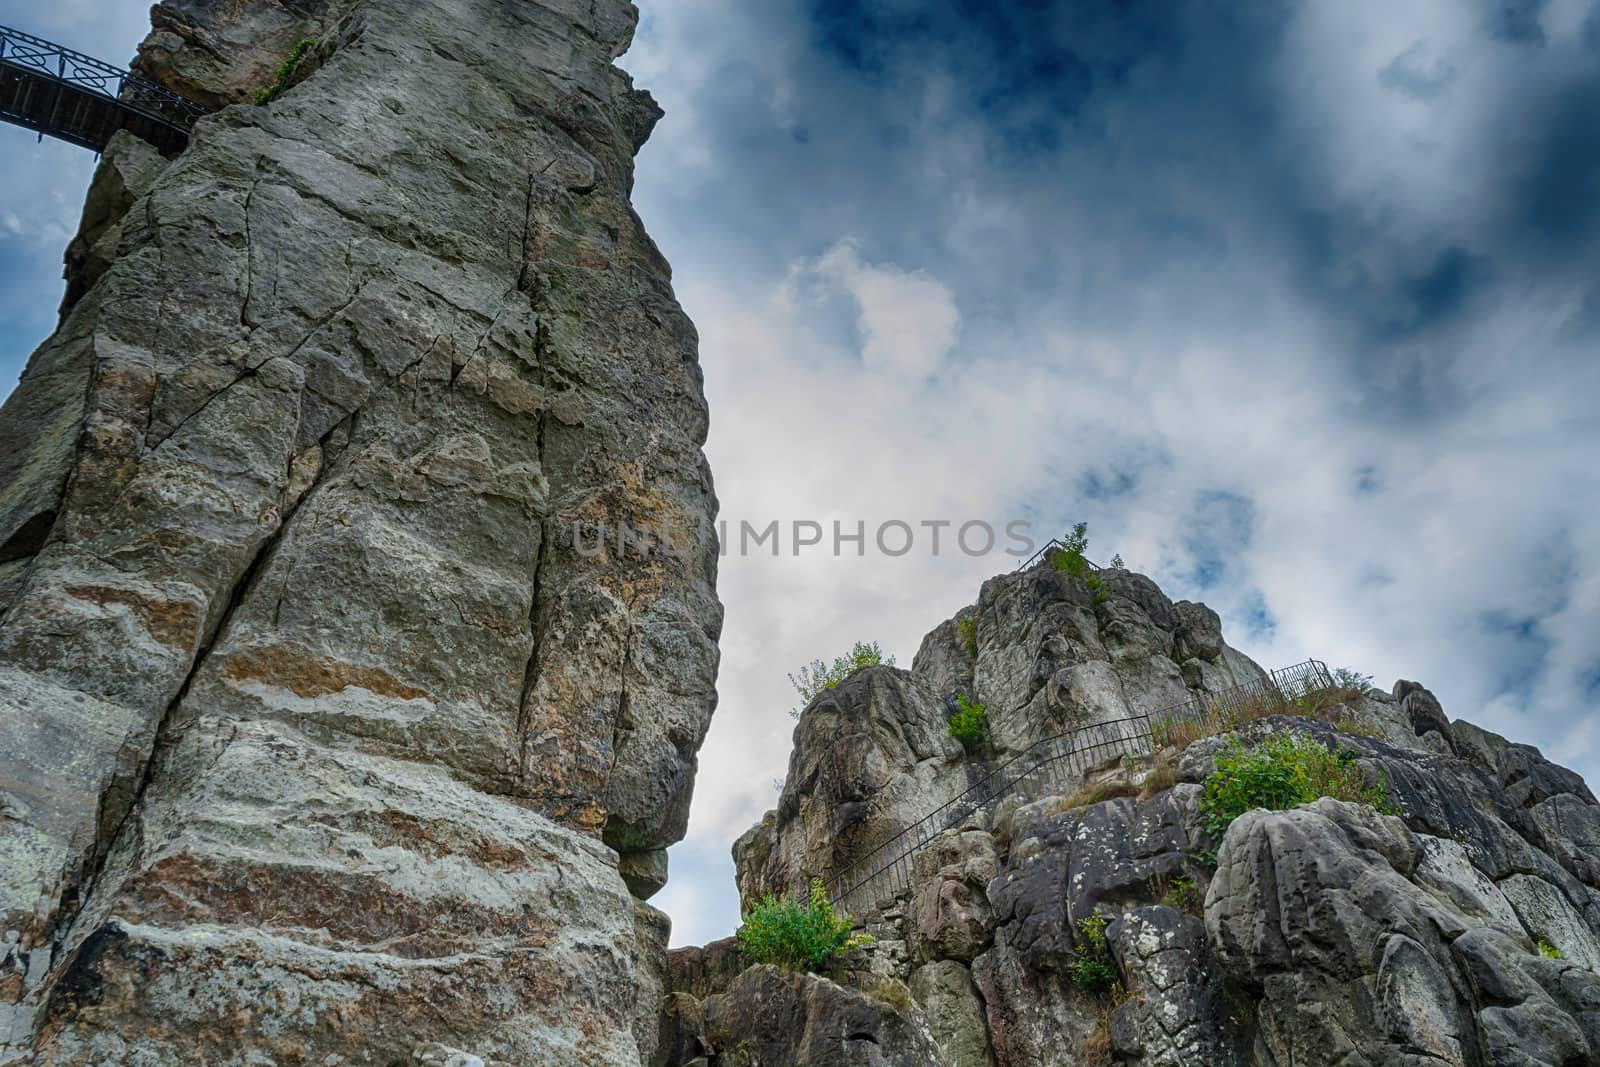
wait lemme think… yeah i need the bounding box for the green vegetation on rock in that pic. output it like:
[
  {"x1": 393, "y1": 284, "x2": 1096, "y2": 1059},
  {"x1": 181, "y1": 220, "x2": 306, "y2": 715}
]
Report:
[
  {"x1": 788, "y1": 640, "x2": 895, "y2": 718},
  {"x1": 736, "y1": 878, "x2": 873, "y2": 973},
  {"x1": 1050, "y1": 521, "x2": 1091, "y2": 577},
  {"x1": 1199, "y1": 732, "x2": 1396, "y2": 840},
  {"x1": 956, "y1": 615, "x2": 978, "y2": 657},
  {"x1": 1158, "y1": 873, "x2": 1203, "y2": 915},
  {"x1": 254, "y1": 38, "x2": 317, "y2": 105},
  {"x1": 1332, "y1": 666, "x2": 1374, "y2": 694},
  {"x1": 1070, "y1": 914, "x2": 1119, "y2": 993},
  {"x1": 949, "y1": 692, "x2": 989, "y2": 752}
]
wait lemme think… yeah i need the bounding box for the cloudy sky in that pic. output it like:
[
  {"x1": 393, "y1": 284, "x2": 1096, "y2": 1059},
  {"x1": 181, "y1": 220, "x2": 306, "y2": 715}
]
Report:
[{"x1": 3, "y1": 1, "x2": 1599, "y2": 948}]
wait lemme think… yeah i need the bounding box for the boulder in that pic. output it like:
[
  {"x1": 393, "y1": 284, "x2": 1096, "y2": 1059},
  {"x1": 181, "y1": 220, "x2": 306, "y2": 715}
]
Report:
[
  {"x1": 622, "y1": 849, "x2": 671, "y2": 901},
  {"x1": 700, "y1": 965, "x2": 941, "y2": 1066},
  {"x1": 909, "y1": 829, "x2": 999, "y2": 963},
  {"x1": 1108, "y1": 907, "x2": 1242, "y2": 1066},
  {"x1": 733, "y1": 667, "x2": 966, "y2": 910},
  {"x1": 1208, "y1": 798, "x2": 1600, "y2": 1067},
  {"x1": 909, "y1": 960, "x2": 997, "y2": 1067}
]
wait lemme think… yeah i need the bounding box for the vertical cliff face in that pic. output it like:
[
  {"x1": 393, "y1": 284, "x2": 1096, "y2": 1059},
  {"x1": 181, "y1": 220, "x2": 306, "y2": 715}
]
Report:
[{"x1": 0, "y1": 1, "x2": 721, "y2": 1063}]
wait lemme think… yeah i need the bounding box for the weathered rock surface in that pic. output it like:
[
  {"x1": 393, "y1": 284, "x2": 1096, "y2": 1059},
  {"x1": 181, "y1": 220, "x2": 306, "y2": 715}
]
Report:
[
  {"x1": 674, "y1": 562, "x2": 1600, "y2": 1067},
  {"x1": 0, "y1": 1, "x2": 720, "y2": 1062},
  {"x1": 909, "y1": 829, "x2": 999, "y2": 964},
  {"x1": 736, "y1": 563, "x2": 1273, "y2": 913},
  {"x1": 1209, "y1": 794, "x2": 1600, "y2": 1066},
  {"x1": 700, "y1": 964, "x2": 942, "y2": 1066},
  {"x1": 915, "y1": 566, "x2": 1269, "y2": 756},
  {"x1": 734, "y1": 665, "x2": 966, "y2": 906},
  {"x1": 909, "y1": 959, "x2": 997, "y2": 1067}
]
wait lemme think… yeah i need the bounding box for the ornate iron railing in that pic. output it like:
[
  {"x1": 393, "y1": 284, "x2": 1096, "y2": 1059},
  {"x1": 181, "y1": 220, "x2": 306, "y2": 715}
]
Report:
[
  {"x1": 819, "y1": 658, "x2": 1333, "y2": 914},
  {"x1": 0, "y1": 25, "x2": 208, "y2": 152}
]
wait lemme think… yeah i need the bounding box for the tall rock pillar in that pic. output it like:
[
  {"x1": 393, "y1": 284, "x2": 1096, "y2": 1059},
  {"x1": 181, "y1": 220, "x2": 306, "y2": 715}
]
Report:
[{"x1": 0, "y1": 1, "x2": 720, "y2": 1062}]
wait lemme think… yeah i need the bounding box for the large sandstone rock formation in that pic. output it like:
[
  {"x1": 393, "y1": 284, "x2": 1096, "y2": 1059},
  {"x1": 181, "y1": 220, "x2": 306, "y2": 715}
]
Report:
[
  {"x1": 0, "y1": 1, "x2": 720, "y2": 1063},
  {"x1": 734, "y1": 563, "x2": 1269, "y2": 909},
  {"x1": 672, "y1": 562, "x2": 1600, "y2": 1067}
]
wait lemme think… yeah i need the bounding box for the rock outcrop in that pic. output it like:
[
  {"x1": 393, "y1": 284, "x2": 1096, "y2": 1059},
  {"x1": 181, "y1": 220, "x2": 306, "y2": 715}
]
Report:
[
  {"x1": 735, "y1": 562, "x2": 1271, "y2": 908},
  {"x1": 670, "y1": 561, "x2": 1600, "y2": 1067},
  {"x1": 0, "y1": 2, "x2": 720, "y2": 1063}
]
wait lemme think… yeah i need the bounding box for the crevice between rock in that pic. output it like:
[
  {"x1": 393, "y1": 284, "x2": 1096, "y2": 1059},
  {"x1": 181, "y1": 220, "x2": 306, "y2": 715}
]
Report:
[{"x1": 44, "y1": 410, "x2": 346, "y2": 978}]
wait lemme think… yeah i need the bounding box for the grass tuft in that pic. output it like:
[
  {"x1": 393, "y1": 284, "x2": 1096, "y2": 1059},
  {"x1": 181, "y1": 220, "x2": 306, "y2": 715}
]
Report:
[
  {"x1": 956, "y1": 615, "x2": 978, "y2": 658},
  {"x1": 1054, "y1": 778, "x2": 1140, "y2": 814},
  {"x1": 1138, "y1": 762, "x2": 1179, "y2": 800},
  {"x1": 254, "y1": 38, "x2": 317, "y2": 105}
]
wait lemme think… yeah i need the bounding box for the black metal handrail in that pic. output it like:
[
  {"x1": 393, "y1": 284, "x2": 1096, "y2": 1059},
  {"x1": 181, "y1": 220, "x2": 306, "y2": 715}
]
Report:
[
  {"x1": 0, "y1": 25, "x2": 208, "y2": 134},
  {"x1": 818, "y1": 658, "x2": 1333, "y2": 913},
  {"x1": 1148, "y1": 659, "x2": 1334, "y2": 740},
  {"x1": 1015, "y1": 538, "x2": 1101, "y2": 572}
]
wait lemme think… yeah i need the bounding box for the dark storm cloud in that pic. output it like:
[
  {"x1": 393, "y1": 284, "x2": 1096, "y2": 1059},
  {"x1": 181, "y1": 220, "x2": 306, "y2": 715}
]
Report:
[
  {"x1": 649, "y1": 0, "x2": 1600, "y2": 417},
  {"x1": 1381, "y1": 43, "x2": 1459, "y2": 99},
  {"x1": 1486, "y1": 0, "x2": 1550, "y2": 45},
  {"x1": 1495, "y1": 72, "x2": 1600, "y2": 253}
]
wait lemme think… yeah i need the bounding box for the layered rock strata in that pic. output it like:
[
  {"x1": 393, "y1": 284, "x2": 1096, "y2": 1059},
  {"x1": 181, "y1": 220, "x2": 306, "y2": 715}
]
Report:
[{"x1": 0, "y1": 1, "x2": 720, "y2": 1063}]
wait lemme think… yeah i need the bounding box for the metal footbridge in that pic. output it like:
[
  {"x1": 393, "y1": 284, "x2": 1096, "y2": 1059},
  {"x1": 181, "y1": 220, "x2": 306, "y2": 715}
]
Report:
[{"x1": 1, "y1": 25, "x2": 208, "y2": 155}]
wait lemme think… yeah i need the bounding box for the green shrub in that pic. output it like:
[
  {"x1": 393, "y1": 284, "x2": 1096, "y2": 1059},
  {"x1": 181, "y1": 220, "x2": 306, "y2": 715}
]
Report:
[
  {"x1": 950, "y1": 693, "x2": 989, "y2": 752},
  {"x1": 956, "y1": 615, "x2": 979, "y2": 658},
  {"x1": 1198, "y1": 732, "x2": 1396, "y2": 840},
  {"x1": 1051, "y1": 521, "x2": 1091, "y2": 577},
  {"x1": 254, "y1": 38, "x2": 317, "y2": 105},
  {"x1": 1158, "y1": 873, "x2": 1203, "y2": 916},
  {"x1": 737, "y1": 879, "x2": 873, "y2": 973},
  {"x1": 1332, "y1": 666, "x2": 1374, "y2": 694},
  {"x1": 789, "y1": 641, "x2": 895, "y2": 718},
  {"x1": 1070, "y1": 914, "x2": 1119, "y2": 993},
  {"x1": 1537, "y1": 938, "x2": 1564, "y2": 959}
]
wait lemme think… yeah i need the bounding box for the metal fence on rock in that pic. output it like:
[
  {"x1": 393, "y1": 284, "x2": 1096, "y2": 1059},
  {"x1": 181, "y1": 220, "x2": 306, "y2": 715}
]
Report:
[{"x1": 816, "y1": 658, "x2": 1334, "y2": 914}]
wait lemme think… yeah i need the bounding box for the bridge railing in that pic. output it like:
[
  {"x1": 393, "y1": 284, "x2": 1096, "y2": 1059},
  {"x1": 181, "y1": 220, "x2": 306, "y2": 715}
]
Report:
[
  {"x1": 0, "y1": 25, "x2": 208, "y2": 132},
  {"x1": 817, "y1": 658, "x2": 1333, "y2": 915}
]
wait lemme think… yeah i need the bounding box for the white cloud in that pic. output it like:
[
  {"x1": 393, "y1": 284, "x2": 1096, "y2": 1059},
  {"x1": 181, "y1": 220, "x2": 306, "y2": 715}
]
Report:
[{"x1": 808, "y1": 240, "x2": 961, "y2": 377}]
